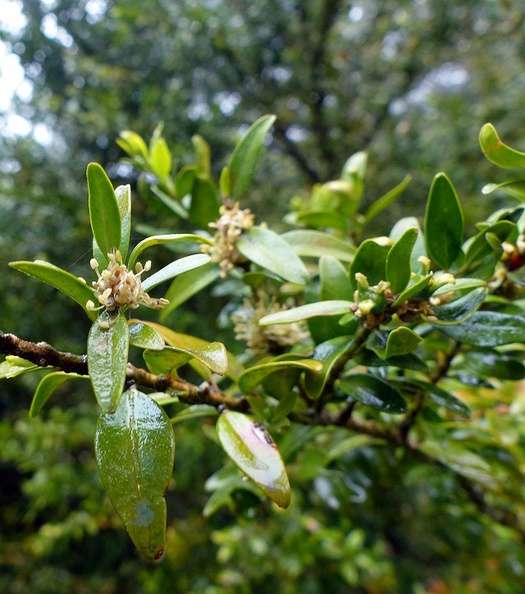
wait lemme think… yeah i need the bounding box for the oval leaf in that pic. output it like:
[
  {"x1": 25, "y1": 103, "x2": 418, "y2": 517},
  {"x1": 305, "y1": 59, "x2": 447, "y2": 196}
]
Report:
[
  {"x1": 95, "y1": 388, "x2": 175, "y2": 561},
  {"x1": 128, "y1": 321, "x2": 165, "y2": 350},
  {"x1": 237, "y1": 226, "x2": 309, "y2": 285},
  {"x1": 87, "y1": 310, "x2": 129, "y2": 413},
  {"x1": 337, "y1": 374, "x2": 406, "y2": 413},
  {"x1": 30, "y1": 372, "x2": 88, "y2": 418},
  {"x1": 436, "y1": 311, "x2": 525, "y2": 346},
  {"x1": 432, "y1": 287, "x2": 488, "y2": 325},
  {"x1": 386, "y1": 227, "x2": 418, "y2": 294},
  {"x1": 216, "y1": 410, "x2": 291, "y2": 508},
  {"x1": 424, "y1": 173, "x2": 464, "y2": 270},
  {"x1": 144, "y1": 341, "x2": 228, "y2": 376},
  {"x1": 87, "y1": 163, "x2": 121, "y2": 262},
  {"x1": 281, "y1": 230, "x2": 355, "y2": 262},
  {"x1": 228, "y1": 115, "x2": 276, "y2": 198},
  {"x1": 385, "y1": 327, "x2": 422, "y2": 358}
]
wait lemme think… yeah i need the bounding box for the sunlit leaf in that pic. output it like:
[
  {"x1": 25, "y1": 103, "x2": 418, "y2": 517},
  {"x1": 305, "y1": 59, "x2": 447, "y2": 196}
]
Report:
[
  {"x1": 95, "y1": 388, "x2": 175, "y2": 561},
  {"x1": 115, "y1": 184, "x2": 131, "y2": 261},
  {"x1": 141, "y1": 254, "x2": 211, "y2": 292},
  {"x1": 216, "y1": 410, "x2": 291, "y2": 508},
  {"x1": 479, "y1": 123, "x2": 525, "y2": 168},
  {"x1": 128, "y1": 321, "x2": 165, "y2": 350},
  {"x1": 259, "y1": 300, "x2": 354, "y2": 326},
  {"x1": 337, "y1": 374, "x2": 406, "y2": 413},
  {"x1": 0, "y1": 356, "x2": 40, "y2": 379},
  {"x1": 127, "y1": 234, "x2": 212, "y2": 270}
]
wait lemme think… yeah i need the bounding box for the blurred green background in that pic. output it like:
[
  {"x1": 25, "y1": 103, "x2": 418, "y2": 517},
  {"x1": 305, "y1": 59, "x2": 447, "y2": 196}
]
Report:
[{"x1": 2, "y1": 1, "x2": 525, "y2": 591}]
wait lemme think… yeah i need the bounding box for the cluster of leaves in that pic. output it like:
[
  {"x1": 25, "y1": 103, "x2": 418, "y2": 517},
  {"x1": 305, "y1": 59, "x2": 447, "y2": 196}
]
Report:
[{"x1": 4, "y1": 116, "x2": 525, "y2": 570}]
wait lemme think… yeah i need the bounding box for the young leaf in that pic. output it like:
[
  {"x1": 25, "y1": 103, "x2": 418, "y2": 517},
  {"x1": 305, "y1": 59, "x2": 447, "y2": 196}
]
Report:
[
  {"x1": 228, "y1": 115, "x2": 276, "y2": 198},
  {"x1": 95, "y1": 388, "x2": 175, "y2": 561},
  {"x1": 479, "y1": 123, "x2": 525, "y2": 168},
  {"x1": 349, "y1": 239, "x2": 390, "y2": 292},
  {"x1": 259, "y1": 300, "x2": 354, "y2": 326},
  {"x1": 424, "y1": 173, "x2": 464, "y2": 270},
  {"x1": 337, "y1": 374, "x2": 406, "y2": 413},
  {"x1": 127, "y1": 234, "x2": 212, "y2": 270},
  {"x1": 482, "y1": 180, "x2": 525, "y2": 202},
  {"x1": 192, "y1": 134, "x2": 211, "y2": 177},
  {"x1": 87, "y1": 310, "x2": 129, "y2": 413},
  {"x1": 385, "y1": 327, "x2": 422, "y2": 358},
  {"x1": 386, "y1": 227, "x2": 418, "y2": 294},
  {"x1": 391, "y1": 274, "x2": 432, "y2": 306},
  {"x1": 29, "y1": 372, "x2": 88, "y2": 418},
  {"x1": 0, "y1": 356, "x2": 40, "y2": 379},
  {"x1": 144, "y1": 342, "x2": 228, "y2": 376},
  {"x1": 149, "y1": 135, "x2": 172, "y2": 180},
  {"x1": 237, "y1": 226, "x2": 309, "y2": 285},
  {"x1": 87, "y1": 163, "x2": 121, "y2": 263},
  {"x1": 216, "y1": 410, "x2": 291, "y2": 508},
  {"x1": 115, "y1": 184, "x2": 132, "y2": 261},
  {"x1": 9, "y1": 260, "x2": 97, "y2": 320}
]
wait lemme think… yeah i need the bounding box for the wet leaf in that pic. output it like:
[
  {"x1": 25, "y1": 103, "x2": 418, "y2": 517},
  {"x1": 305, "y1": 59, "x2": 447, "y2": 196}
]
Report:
[
  {"x1": 436, "y1": 311, "x2": 525, "y2": 346},
  {"x1": 29, "y1": 372, "x2": 88, "y2": 418},
  {"x1": 127, "y1": 234, "x2": 212, "y2": 270},
  {"x1": 239, "y1": 358, "x2": 323, "y2": 394},
  {"x1": 141, "y1": 254, "x2": 211, "y2": 292},
  {"x1": 87, "y1": 163, "x2": 121, "y2": 263},
  {"x1": 128, "y1": 321, "x2": 165, "y2": 350},
  {"x1": 432, "y1": 287, "x2": 487, "y2": 325},
  {"x1": 337, "y1": 374, "x2": 406, "y2": 413},
  {"x1": 87, "y1": 310, "x2": 129, "y2": 413},
  {"x1": 95, "y1": 388, "x2": 175, "y2": 561},
  {"x1": 385, "y1": 327, "x2": 422, "y2": 358},
  {"x1": 216, "y1": 410, "x2": 291, "y2": 508},
  {"x1": 144, "y1": 341, "x2": 228, "y2": 376}
]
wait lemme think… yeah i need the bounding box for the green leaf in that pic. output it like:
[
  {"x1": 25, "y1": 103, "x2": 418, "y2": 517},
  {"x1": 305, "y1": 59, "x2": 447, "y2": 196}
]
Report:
[
  {"x1": 259, "y1": 300, "x2": 354, "y2": 326},
  {"x1": 337, "y1": 374, "x2": 406, "y2": 413},
  {"x1": 304, "y1": 336, "x2": 356, "y2": 399},
  {"x1": 349, "y1": 239, "x2": 390, "y2": 292},
  {"x1": 160, "y1": 262, "x2": 221, "y2": 319},
  {"x1": 391, "y1": 274, "x2": 432, "y2": 306},
  {"x1": 479, "y1": 123, "x2": 525, "y2": 168},
  {"x1": 293, "y1": 210, "x2": 348, "y2": 232},
  {"x1": 29, "y1": 371, "x2": 88, "y2": 418},
  {"x1": 228, "y1": 115, "x2": 276, "y2": 198},
  {"x1": 192, "y1": 134, "x2": 211, "y2": 177},
  {"x1": 431, "y1": 278, "x2": 486, "y2": 296},
  {"x1": 238, "y1": 359, "x2": 323, "y2": 394},
  {"x1": 174, "y1": 165, "x2": 196, "y2": 198},
  {"x1": 144, "y1": 341, "x2": 228, "y2": 376},
  {"x1": 237, "y1": 226, "x2": 309, "y2": 285},
  {"x1": 216, "y1": 410, "x2": 291, "y2": 508},
  {"x1": 401, "y1": 379, "x2": 470, "y2": 417},
  {"x1": 87, "y1": 310, "x2": 129, "y2": 413},
  {"x1": 424, "y1": 173, "x2": 464, "y2": 270},
  {"x1": 385, "y1": 327, "x2": 422, "y2": 358},
  {"x1": 362, "y1": 174, "x2": 412, "y2": 228},
  {"x1": 87, "y1": 163, "x2": 122, "y2": 263},
  {"x1": 386, "y1": 227, "x2": 418, "y2": 294},
  {"x1": 281, "y1": 230, "x2": 355, "y2": 262},
  {"x1": 464, "y1": 220, "x2": 515, "y2": 265},
  {"x1": 115, "y1": 184, "x2": 131, "y2": 261},
  {"x1": 171, "y1": 404, "x2": 218, "y2": 424},
  {"x1": 390, "y1": 217, "x2": 426, "y2": 270},
  {"x1": 150, "y1": 185, "x2": 188, "y2": 218},
  {"x1": 127, "y1": 234, "x2": 212, "y2": 270},
  {"x1": 141, "y1": 254, "x2": 211, "y2": 292},
  {"x1": 463, "y1": 349, "x2": 525, "y2": 380},
  {"x1": 432, "y1": 287, "x2": 488, "y2": 325},
  {"x1": 149, "y1": 136, "x2": 172, "y2": 179},
  {"x1": 189, "y1": 177, "x2": 221, "y2": 228},
  {"x1": 128, "y1": 321, "x2": 165, "y2": 350},
  {"x1": 117, "y1": 130, "x2": 149, "y2": 160},
  {"x1": 95, "y1": 388, "x2": 175, "y2": 561},
  {"x1": 0, "y1": 356, "x2": 40, "y2": 379},
  {"x1": 436, "y1": 311, "x2": 525, "y2": 346},
  {"x1": 9, "y1": 260, "x2": 97, "y2": 320},
  {"x1": 320, "y1": 256, "x2": 353, "y2": 301},
  {"x1": 482, "y1": 180, "x2": 525, "y2": 202}
]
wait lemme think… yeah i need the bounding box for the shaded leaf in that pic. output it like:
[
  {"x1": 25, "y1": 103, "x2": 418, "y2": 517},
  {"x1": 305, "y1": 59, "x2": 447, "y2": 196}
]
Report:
[
  {"x1": 127, "y1": 234, "x2": 212, "y2": 270},
  {"x1": 216, "y1": 410, "x2": 291, "y2": 508},
  {"x1": 432, "y1": 287, "x2": 487, "y2": 325},
  {"x1": 0, "y1": 356, "x2": 40, "y2": 379},
  {"x1": 281, "y1": 230, "x2": 355, "y2": 262},
  {"x1": 87, "y1": 310, "x2": 129, "y2": 413},
  {"x1": 436, "y1": 311, "x2": 525, "y2": 346},
  {"x1": 349, "y1": 239, "x2": 390, "y2": 292},
  {"x1": 385, "y1": 327, "x2": 422, "y2": 358},
  {"x1": 95, "y1": 388, "x2": 175, "y2": 561},
  {"x1": 239, "y1": 359, "x2": 323, "y2": 394},
  {"x1": 386, "y1": 227, "x2": 418, "y2": 294},
  {"x1": 392, "y1": 274, "x2": 432, "y2": 305},
  {"x1": 170, "y1": 404, "x2": 218, "y2": 424},
  {"x1": 189, "y1": 177, "x2": 221, "y2": 228},
  {"x1": 479, "y1": 123, "x2": 525, "y2": 168},
  {"x1": 363, "y1": 174, "x2": 412, "y2": 227},
  {"x1": 337, "y1": 374, "x2": 406, "y2": 413},
  {"x1": 320, "y1": 256, "x2": 353, "y2": 301},
  {"x1": 30, "y1": 372, "x2": 88, "y2": 418}
]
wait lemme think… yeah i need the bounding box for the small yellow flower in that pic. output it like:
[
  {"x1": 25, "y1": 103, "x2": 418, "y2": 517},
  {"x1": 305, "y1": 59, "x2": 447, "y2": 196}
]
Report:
[
  {"x1": 86, "y1": 249, "x2": 169, "y2": 313},
  {"x1": 202, "y1": 203, "x2": 255, "y2": 277}
]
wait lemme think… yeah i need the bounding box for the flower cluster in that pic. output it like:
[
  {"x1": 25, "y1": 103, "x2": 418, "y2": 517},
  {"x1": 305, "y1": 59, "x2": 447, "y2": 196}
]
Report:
[
  {"x1": 232, "y1": 291, "x2": 309, "y2": 354},
  {"x1": 86, "y1": 250, "x2": 168, "y2": 312},
  {"x1": 202, "y1": 203, "x2": 255, "y2": 277}
]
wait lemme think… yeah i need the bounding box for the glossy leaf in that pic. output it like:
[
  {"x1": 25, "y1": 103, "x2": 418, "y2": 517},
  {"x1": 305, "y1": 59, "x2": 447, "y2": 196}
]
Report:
[
  {"x1": 281, "y1": 230, "x2": 355, "y2": 262},
  {"x1": 385, "y1": 327, "x2": 422, "y2": 358},
  {"x1": 320, "y1": 256, "x2": 353, "y2": 301},
  {"x1": 432, "y1": 287, "x2": 487, "y2": 325},
  {"x1": 144, "y1": 341, "x2": 228, "y2": 376},
  {"x1": 87, "y1": 310, "x2": 129, "y2": 413},
  {"x1": 436, "y1": 311, "x2": 525, "y2": 346},
  {"x1": 127, "y1": 234, "x2": 212, "y2": 270},
  {"x1": 238, "y1": 359, "x2": 323, "y2": 394},
  {"x1": 216, "y1": 410, "x2": 291, "y2": 508},
  {"x1": 143, "y1": 348, "x2": 193, "y2": 375},
  {"x1": 259, "y1": 300, "x2": 353, "y2": 326},
  {"x1": 95, "y1": 388, "x2": 175, "y2": 561},
  {"x1": 424, "y1": 173, "x2": 464, "y2": 270},
  {"x1": 87, "y1": 163, "x2": 121, "y2": 263},
  {"x1": 463, "y1": 349, "x2": 525, "y2": 380},
  {"x1": 432, "y1": 278, "x2": 486, "y2": 296},
  {"x1": 349, "y1": 239, "x2": 390, "y2": 292},
  {"x1": 464, "y1": 220, "x2": 515, "y2": 265},
  {"x1": 391, "y1": 274, "x2": 432, "y2": 306},
  {"x1": 237, "y1": 226, "x2": 309, "y2": 285},
  {"x1": 337, "y1": 374, "x2": 406, "y2": 413},
  {"x1": 9, "y1": 260, "x2": 97, "y2": 320},
  {"x1": 304, "y1": 336, "x2": 356, "y2": 399},
  {"x1": 386, "y1": 227, "x2": 418, "y2": 294},
  {"x1": 141, "y1": 254, "x2": 211, "y2": 292},
  {"x1": 29, "y1": 371, "x2": 88, "y2": 418},
  {"x1": 228, "y1": 114, "x2": 276, "y2": 198},
  {"x1": 160, "y1": 263, "x2": 221, "y2": 319},
  {"x1": 0, "y1": 356, "x2": 40, "y2": 379},
  {"x1": 479, "y1": 123, "x2": 525, "y2": 168},
  {"x1": 115, "y1": 184, "x2": 132, "y2": 261},
  {"x1": 404, "y1": 379, "x2": 470, "y2": 417},
  {"x1": 128, "y1": 321, "x2": 165, "y2": 350},
  {"x1": 482, "y1": 180, "x2": 525, "y2": 202},
  {"x1": 362, "y1": 174, "x2": 412, "y2": 227}
]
